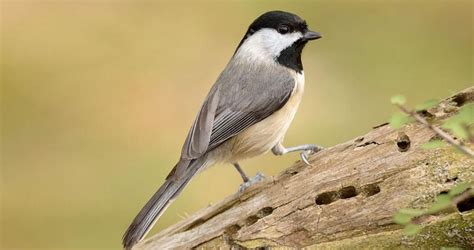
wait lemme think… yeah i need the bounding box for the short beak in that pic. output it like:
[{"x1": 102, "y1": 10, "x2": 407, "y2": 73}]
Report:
[{"x1": 302, "y1": 30, "x2": 322, "y2": 41}]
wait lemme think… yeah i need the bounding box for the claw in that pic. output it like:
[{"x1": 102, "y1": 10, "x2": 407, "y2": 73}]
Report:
[
  {"x1": 300, "y1": 151, "x2": 313, "y2": 166},
  {"x1": 300, "y1": 145, "x2": 324, "y2": 166}
]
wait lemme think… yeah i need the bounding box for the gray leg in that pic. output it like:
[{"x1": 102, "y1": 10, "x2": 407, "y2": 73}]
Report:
[
  {"x1": 233, "y1": 162, "x2": 249, "y2": 183},
  {"x1": 272, "y1": 142, "x2": 323, "y2": 165},
  {"x1": 233, "y1": 162, "x2": 265, "y2": 192}
]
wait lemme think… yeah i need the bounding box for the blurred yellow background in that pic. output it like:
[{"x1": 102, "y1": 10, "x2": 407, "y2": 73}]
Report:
[{"x1": 1, "y1": 0, "x2": 472, "y2": 249}]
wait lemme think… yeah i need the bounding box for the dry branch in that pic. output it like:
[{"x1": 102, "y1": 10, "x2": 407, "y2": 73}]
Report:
[{"x1": 136, "y1": 87, "x2": 474, "y2": 249}]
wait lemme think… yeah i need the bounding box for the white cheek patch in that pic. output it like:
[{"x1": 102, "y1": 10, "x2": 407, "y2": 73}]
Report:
[{"x1": 236, "y1": 28, "x2": 303, "y2": 64}]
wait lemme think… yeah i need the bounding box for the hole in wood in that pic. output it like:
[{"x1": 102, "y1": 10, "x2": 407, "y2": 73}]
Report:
[
  {"x1": 396, "y1": 132, "x2": 411, "y2": 152},
  {"x1": 362, "y1": 183, "x2": 381, "y2": 197},
  {"x1": 339, "y1": 186, "x2": 358, "y2": 199},
  {"x1": 452, "y1": 93, "x2": 469, "y2": 106},
  {"x1": 225, "y1": 224, "x2": 241, "y2": 235},
  {"x1": 397, "y1": 141, "x2": 410, "y2": 151},
  {"x1": 289, "y1": 170, "x2": 299, "y2": 176},
  {"x1": 257, "y1": 207, "x2": 274, "y2": 218},
  {"x1": 457, "y1": 195, "x2": 474, "y2": 213},
  {"x1": 315, "y1": 191, "x2": 338, "y2": 205},
  {"x1": 245, "y1": 215, "x2": 259, "y2": 225},
  {"x1": 445, "y1": 176, "x2": 459, "y2": 183},
  {"x1": 416, "y1": 109, "x2": 434, "y2": 118},
  {"x1": 354, "y1": 137, "x2": 364, "y2": 143}
]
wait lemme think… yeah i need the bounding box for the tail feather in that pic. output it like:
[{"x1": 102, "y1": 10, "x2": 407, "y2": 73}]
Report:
[{"x1": 122, "y1": 159, "x2": 203, "y2": 249}]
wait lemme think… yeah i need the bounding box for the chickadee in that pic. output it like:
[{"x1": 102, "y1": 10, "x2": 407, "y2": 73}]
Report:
[{"x1": 123, "y1": 10, "x2": 322, "y2": 249}]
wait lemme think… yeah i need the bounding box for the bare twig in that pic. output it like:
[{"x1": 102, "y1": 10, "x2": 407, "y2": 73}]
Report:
[{"x1": 397, "y1": 105, "x2": 474, "y2": 158}]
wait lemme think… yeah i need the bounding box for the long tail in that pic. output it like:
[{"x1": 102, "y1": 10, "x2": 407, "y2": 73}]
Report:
[{"x1": 122, "y1": 158, "x2": 203, "y2": 249}]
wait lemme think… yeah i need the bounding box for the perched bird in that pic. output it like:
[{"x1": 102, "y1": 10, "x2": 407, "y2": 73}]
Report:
[{"x1": 123, "y1": 10, "x2": 322, "y2": 249}]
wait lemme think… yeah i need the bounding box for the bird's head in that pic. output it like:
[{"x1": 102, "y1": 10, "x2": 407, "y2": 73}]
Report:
[{"x1": 235, "y1": 10, "x2": 321, "y2": 70}]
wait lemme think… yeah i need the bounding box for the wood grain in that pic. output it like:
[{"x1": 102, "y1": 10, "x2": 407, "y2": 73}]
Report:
[{"x1": 136, "y1": 87, "x2": 474, "y2": 249}]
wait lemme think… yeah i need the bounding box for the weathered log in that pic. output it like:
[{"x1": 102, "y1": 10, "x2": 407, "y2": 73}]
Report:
[{"x1": 136, "y1": 87, "x2": 474, "y2": 249}]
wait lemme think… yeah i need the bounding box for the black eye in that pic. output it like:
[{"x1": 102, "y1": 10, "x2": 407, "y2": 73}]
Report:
[{"x1": 278, "y1": 25, "x2": 290, "y2": 34}]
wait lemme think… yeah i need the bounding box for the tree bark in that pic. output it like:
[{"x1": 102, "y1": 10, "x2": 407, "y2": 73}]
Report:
[{"x1": 136, "y1": 87, "x2": 474, "y2": 249}]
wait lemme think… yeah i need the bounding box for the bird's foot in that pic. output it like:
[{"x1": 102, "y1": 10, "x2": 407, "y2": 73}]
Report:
[
  {"x1": 239, "y1": 172, "x2": 265, "y2": 193},
  {"x1": 299, "y1": 144, "x2": 324, "y2": 166}
]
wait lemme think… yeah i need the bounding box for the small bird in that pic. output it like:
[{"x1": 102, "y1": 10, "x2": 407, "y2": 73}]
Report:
[{"x1": 123, "y1": 10, "x2": 322, "y2": 249}]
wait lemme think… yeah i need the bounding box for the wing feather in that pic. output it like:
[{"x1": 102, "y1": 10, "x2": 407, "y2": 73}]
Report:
[{"x1": 176, "y1": 61, "x2": 295, "y2": 178}]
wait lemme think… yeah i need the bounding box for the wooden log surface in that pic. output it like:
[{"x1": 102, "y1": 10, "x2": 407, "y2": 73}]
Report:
[{"x1": 136, "y1": 87, "x2": 474, "y2": 249}]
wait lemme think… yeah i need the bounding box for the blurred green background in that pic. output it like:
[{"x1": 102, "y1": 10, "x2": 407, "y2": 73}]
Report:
[{"x1": 1, "y1": 0, "x2": 472, "y2": 249}]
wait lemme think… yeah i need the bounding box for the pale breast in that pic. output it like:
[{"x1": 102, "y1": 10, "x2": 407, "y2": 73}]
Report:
[{"x1": 227, "y1": 71, "x2": 305, "y2": 162}]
